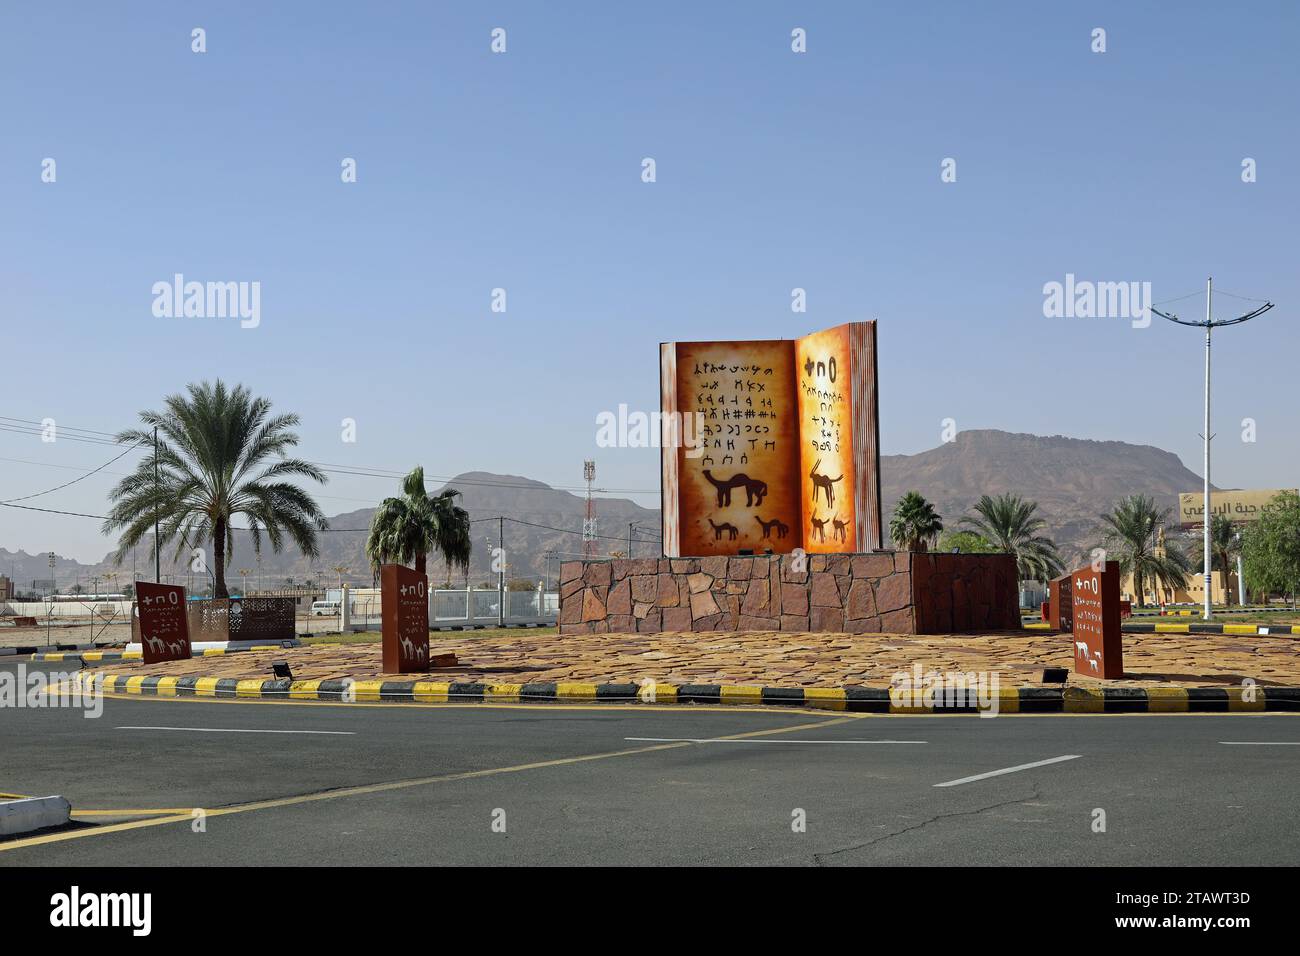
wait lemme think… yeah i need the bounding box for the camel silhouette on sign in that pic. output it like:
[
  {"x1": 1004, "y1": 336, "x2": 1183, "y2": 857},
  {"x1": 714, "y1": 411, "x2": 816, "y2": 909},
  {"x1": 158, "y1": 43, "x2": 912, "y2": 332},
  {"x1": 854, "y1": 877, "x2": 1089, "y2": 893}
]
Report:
[
  {"x1": 754, "y1": 515, "x2": 789, "y2": 540},
  {"x1": 702, "y1": 470, "x2": 768, "y2": 508},
  {"x1": 708, "y1": 518, "x2": 739, "y2": 541}
]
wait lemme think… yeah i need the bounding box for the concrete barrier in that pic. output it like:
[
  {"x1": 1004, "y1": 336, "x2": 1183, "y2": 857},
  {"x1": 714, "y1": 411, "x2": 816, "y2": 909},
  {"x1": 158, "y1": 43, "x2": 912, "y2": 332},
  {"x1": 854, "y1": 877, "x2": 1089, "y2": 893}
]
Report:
[{"x1": 0, "y1": 795, "x2": 72, "y2": 837}]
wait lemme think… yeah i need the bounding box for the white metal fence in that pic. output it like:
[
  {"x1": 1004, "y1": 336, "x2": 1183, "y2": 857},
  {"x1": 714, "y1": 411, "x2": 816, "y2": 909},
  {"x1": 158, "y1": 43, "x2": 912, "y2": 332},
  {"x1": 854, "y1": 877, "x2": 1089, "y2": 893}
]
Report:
[
  {"x1": 335, "y1": 587, "x2": 558, "y2": 632},
  {"x1": 2, "y1": 586, "x2": 559, "y2": 634},
  {"x1": 1, "y1": 600, "x2": 130, "y2": 619}
]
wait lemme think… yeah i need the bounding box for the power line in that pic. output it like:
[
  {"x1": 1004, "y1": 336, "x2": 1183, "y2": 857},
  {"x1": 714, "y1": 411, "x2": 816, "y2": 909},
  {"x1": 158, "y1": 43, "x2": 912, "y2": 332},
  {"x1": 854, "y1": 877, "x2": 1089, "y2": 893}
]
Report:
[
  {"x1": 0, "y1": 423, "x2": 128, "y2": 448},
  {"x1": 0, "y1": 415, "x2": 664, "y2": 547},
  {"x1": 0, "y1": 440, "x2": 148, "y2": 504},
  {"x1": 499, "y1": 514, "x2": 662, "y2": 545},
  {"x1": 0, "y1": 415, "x2": 660, "y2": 495},
  {"x1": 0, "y1": 501, "x2": 111, "y2": 519},
  {"x1": 0, "y1": 457, "x2": 427, "y2": 508},
  {"x1": 0, "y1": 501, "x2": 661, "y2": 544}
]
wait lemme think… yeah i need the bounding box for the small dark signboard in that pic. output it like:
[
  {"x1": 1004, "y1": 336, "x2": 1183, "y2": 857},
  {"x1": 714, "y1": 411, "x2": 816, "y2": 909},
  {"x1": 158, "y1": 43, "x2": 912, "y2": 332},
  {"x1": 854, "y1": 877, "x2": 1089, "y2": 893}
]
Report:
[
  {"x1": 1048, "y1": 573, "x2": 1073, "y2": 631},
  {"x1": 136, "y1": 581, "x2": 192, "y2": 664},
  {"x1": 381, "y1": 564, "x2": 429, "y2": 673},
  {"x1": 1069, "y1": 560, "x2": 1123, "y2": 679}
]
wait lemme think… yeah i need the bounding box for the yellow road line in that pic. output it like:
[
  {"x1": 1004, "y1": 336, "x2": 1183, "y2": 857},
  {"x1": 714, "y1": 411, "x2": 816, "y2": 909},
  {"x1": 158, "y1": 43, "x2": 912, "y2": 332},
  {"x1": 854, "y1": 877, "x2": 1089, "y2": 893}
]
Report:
[
  {"x1": 70, "y1": 809, "x2": 198, "y2": 816},
  {"x1": 0, "y1": 715, "x2": 854, "y2": 853}
]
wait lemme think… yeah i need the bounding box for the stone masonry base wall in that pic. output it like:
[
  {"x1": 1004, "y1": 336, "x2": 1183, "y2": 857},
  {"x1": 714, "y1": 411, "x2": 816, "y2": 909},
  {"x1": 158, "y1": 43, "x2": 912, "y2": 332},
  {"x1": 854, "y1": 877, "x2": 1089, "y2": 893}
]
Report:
[{"x1": 558, "y1": 552, "x2": 1019, "y2": 635}]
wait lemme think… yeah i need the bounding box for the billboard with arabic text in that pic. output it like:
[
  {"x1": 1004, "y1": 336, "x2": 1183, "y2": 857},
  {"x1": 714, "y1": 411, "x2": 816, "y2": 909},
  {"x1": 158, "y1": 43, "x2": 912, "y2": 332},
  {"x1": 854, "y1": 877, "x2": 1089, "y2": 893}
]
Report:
[{"x1": 1177, "y1": 489, "x2": 1297, "y2": 527}]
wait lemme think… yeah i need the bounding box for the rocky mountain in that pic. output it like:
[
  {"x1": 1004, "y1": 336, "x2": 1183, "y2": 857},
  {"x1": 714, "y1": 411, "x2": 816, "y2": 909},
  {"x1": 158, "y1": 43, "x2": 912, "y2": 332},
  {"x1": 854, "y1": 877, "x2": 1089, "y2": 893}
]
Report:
[
  {"x1": 19, "y1": 472, "x2": 661, "y2": 593},
  {"x1": 6, "y1": 433, "x2": 1213, "y2": 593},
  {"x1": 881, "y1": 430, "x2": 1211, "y2": 566}
]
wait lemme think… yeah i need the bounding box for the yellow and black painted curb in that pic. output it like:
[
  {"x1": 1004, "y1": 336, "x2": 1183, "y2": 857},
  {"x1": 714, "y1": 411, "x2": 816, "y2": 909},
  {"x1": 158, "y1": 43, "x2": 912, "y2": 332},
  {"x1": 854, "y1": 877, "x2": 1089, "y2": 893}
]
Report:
[
  {"x1": 29, "y1": 644, "x2": 292, "y2": 663},
  {"x1": 1022, "y1": 621, "x2": 1300, "y2": 635},
  {"x1": 1121, "y1": 622, "x2": 1300, "y2": 635},
  {"x1": 79, "y1": 673, "x2": 1300, "y2": 714}
]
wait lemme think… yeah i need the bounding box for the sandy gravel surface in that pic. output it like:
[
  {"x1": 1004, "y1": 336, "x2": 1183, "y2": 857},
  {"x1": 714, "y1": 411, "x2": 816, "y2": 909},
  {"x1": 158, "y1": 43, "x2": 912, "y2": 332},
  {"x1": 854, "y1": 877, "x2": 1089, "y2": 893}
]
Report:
[{"x1": 85, "y1": 628, "x2": 1300, "y2": 688}]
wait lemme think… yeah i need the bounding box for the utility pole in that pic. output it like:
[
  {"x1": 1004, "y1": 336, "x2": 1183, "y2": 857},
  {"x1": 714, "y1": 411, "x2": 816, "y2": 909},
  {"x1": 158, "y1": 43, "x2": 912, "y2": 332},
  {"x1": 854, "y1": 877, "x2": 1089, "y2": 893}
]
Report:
[
  {"x1": 582, "y1": 460, "x2": 597, "y2": 558},
  {"x1": 46, "y1": 551, "x2": 54, "y2": 647},
  {"x1": 153, "y1": 426, "x2": 161, "y2": 583},
  {"x1": 497, "y1": 515, "x2": 505, "y2": 627},
  {"x1": 627, "y1": 522, "x2": 634, "y2": 558},
  {"x1": 1153, "y1": 278, "x2": 1274, "y2": 621}
]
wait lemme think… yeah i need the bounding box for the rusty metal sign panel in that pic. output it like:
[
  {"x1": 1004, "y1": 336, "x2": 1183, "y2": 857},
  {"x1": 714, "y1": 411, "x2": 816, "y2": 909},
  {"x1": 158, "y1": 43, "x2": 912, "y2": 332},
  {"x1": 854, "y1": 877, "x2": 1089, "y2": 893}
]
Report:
[
  {"x1": 1069, "y1": 561, "x2": 1123, "y2": 679},
  {"x1": 135, "y1": 581, "x2": 192, "y2": 663},
  {"x1": 381, "y1": 564, "x2": 429, "y2": 673}
]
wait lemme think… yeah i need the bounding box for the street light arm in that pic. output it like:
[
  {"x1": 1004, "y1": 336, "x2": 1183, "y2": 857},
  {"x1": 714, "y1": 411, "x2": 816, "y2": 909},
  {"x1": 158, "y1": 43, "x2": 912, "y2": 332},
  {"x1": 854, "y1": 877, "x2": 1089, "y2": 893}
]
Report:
[
  {"x1": 1153, "y1": 301, "x2": 1274, "y2": 328},
  {"x1": 1211, "y1": 302, "x2": 1274, "y2": 327},
  {"x1": 1151, "y1": 306, "x2": 1204, "y2": 327}
]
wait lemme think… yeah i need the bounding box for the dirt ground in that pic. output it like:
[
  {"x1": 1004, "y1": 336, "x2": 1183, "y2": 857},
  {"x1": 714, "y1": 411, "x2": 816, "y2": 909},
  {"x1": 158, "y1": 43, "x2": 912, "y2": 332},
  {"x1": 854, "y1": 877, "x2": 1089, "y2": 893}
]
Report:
[{"x1": 84, "y1": 627, "x2": 1300, "y2": 689}]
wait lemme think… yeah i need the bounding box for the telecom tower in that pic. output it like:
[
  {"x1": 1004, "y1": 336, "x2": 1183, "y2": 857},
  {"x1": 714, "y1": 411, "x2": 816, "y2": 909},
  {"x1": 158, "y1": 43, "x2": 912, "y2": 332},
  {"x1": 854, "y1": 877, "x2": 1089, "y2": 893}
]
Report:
[{"x1": 582, "y1": 460, "x2": 597, "y2": 558}]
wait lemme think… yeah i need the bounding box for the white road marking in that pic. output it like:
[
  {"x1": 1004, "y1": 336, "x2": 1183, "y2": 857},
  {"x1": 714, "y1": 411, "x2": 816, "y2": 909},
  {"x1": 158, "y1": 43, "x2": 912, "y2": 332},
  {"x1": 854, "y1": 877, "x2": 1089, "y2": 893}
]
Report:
[
  {"x1": 624, "y1": 736, "x2": 926, "y2": 745},
  {"x1": 1220, "y1": 741, "x2": 1300, "y2": 746},
  {"x1": 933, "y1": 754, "x2": 1081, "y2": 788},
  {"x1": 116, "y1": 726, "x2": 355, "y2": 735}
]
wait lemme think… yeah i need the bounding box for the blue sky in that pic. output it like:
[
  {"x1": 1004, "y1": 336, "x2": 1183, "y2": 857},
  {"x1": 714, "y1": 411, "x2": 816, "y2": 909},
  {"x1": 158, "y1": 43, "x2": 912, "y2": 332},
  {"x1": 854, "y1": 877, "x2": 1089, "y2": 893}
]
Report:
[{"x1": 2, "y1": 1, "x2": 1297, "y2": 562}]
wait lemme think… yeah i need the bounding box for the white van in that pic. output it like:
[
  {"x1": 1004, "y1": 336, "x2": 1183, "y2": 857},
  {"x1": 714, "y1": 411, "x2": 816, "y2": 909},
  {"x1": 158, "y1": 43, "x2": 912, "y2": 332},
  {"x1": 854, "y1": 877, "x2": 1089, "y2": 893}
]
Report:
[{"x1": 311, "y1": 600, "x2": 341, "y2": 616}]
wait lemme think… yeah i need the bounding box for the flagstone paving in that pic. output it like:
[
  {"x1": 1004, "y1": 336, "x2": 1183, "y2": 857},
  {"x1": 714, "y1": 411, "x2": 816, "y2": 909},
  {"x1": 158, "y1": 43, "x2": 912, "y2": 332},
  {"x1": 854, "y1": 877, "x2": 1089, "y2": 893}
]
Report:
[{"x1": 86, "y1": 628, "x2": 1300, "y2": 688}]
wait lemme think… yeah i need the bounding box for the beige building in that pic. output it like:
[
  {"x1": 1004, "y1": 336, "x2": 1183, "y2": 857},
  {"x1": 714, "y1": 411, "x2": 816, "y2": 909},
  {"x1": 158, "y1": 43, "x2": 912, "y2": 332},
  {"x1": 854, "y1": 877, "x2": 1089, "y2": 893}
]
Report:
[
  {"x1": 1118, "y1": 529, "x2": 1234, "y2": 605},
  {"x1": 1122, "y1": 568, "x2": 1231, "y2": 606}
]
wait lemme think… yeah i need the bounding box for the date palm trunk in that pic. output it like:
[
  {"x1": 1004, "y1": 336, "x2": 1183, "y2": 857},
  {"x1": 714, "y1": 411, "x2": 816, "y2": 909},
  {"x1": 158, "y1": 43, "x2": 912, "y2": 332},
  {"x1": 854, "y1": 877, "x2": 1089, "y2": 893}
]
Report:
[{"x1": 213, "y1": 516, "x2": 229, "y2": 598}]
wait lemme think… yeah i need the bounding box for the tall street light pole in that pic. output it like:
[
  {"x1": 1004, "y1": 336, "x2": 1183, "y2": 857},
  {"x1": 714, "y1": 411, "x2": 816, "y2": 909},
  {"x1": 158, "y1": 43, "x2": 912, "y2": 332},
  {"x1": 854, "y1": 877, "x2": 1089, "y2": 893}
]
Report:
[
  {"x1": 153, "y1": 426, "x2": 161, "y2": 583},
  {"x1": 1153, "y1": 277, "x2": 1273, "y2": 621}
]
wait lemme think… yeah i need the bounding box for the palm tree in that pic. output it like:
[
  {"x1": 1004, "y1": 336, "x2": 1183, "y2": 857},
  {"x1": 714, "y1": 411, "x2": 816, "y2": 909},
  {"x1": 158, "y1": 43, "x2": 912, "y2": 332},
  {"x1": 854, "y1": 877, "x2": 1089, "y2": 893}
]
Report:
[
  {"x1": 1192, "y1": 513, "x2": 1243, "y2": 606},
  {"x1": 1098, "y1": 494, "x2": 1191, "y2": 607},
  {"x1": 365, "y1": 466, "x2": 472, "y2": 577},
  {"x1": 889, "y1": 491, "x2": 943, "y2": 552},
  {"x1": 103, "y1": 380, "x2": 328, "y2": 599},
  {"x1": 959, "y1": 493, "x2": 1064, "y2": 583}
]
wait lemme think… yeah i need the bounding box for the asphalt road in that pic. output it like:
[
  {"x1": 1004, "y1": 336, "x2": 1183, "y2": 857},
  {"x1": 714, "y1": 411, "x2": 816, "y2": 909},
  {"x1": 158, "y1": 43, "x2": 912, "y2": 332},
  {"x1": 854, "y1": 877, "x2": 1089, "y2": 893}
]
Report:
[{"x1": 2, "y1": 659, "x2": 1297, "y2": 865}]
